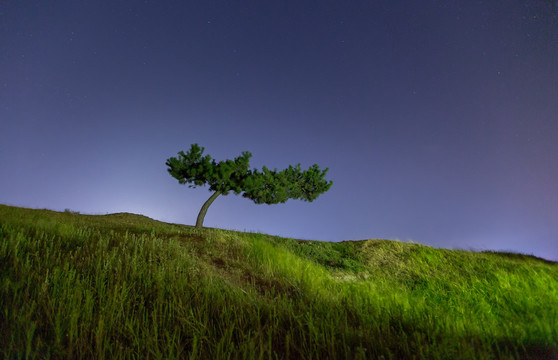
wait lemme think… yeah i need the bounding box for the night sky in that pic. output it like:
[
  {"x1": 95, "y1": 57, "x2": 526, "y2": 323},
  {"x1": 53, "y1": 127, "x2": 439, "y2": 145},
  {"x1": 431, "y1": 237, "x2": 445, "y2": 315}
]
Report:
[{"x1": 2, "y1": 1, "x2": 557, "y2": 261}]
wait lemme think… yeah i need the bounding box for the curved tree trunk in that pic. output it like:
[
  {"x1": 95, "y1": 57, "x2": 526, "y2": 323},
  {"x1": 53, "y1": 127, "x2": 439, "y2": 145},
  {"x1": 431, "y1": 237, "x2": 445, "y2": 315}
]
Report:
[{"x1": 196, "y1": 191, "x2": 222, "y2": 228}]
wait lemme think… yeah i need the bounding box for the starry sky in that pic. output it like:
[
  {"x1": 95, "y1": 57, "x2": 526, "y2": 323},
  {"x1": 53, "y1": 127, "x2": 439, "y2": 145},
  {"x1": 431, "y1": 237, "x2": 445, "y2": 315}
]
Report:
[{"x1": 2, "y1": 1, "x2": 557, "y2": 261}]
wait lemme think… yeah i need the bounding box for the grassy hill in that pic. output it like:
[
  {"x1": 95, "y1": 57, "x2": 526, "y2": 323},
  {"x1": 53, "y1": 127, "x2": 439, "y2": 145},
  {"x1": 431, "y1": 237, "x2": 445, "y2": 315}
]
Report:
[{"x1": 1, "y1": 204, "x2": 557, "y2": 359}]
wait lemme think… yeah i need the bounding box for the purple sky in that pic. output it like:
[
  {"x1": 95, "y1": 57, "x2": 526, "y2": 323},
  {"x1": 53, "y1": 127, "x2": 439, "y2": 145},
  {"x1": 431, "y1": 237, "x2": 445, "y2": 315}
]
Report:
[{"x1": 1, "y1": 1, "x2": 557, "y2": 261}]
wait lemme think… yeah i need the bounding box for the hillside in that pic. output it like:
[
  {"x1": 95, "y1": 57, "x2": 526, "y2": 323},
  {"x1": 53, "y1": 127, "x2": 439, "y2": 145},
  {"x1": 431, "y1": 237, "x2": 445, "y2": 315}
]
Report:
[{"x1": 1, "y1": 204, "x2": 557, "y2": 359}]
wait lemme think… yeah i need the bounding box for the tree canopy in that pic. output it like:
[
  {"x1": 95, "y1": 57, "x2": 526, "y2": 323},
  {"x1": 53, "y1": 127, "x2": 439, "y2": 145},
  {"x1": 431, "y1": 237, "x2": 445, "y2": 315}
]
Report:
[{"x1": 166, "y1": 144, "x2": 333, "y2": 227}]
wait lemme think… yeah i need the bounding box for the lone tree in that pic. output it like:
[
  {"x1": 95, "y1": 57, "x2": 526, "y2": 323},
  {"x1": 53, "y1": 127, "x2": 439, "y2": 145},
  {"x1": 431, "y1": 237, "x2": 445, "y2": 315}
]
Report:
[{"x1": 166, "y1": 144, "x2": 333, "y2": 228}]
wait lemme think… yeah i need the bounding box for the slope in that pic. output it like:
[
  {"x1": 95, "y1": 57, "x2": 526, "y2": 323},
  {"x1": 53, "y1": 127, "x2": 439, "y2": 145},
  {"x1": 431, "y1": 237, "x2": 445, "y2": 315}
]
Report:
[{"x1": 1, "y1": 204, "x2": 557, "y2": 359}]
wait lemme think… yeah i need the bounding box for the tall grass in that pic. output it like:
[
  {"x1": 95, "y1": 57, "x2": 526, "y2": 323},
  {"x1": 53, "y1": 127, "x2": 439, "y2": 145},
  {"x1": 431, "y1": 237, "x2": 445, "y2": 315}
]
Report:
[{"x1": 1, "y1": 204, "x2": 557, "y2": 359}]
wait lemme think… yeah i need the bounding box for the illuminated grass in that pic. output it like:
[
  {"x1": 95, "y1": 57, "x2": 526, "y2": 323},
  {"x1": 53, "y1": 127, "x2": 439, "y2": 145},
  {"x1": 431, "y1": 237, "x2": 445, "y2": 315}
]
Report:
[{"x1": 1, "y1": 204, "x2": 557, "y2": 359}]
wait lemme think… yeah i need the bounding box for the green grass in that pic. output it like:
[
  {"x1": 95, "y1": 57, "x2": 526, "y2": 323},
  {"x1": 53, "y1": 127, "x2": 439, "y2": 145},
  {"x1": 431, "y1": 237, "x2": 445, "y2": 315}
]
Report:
[{"x1": 1, "y1": 204, "x2": 557, "y2": 360}]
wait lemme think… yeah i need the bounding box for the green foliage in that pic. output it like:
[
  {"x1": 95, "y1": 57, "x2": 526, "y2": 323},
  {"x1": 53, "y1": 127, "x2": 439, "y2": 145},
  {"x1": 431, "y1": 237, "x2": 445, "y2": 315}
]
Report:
[
  {"x1": 166, "y1": 144, "x2": 333, "y2": 204},
  {"x1": 1, "y1": 204, "x2": 557, "y2": 359},
  {"x1": 166, "y1": 144, "x2": 251, "y2": 195}
]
